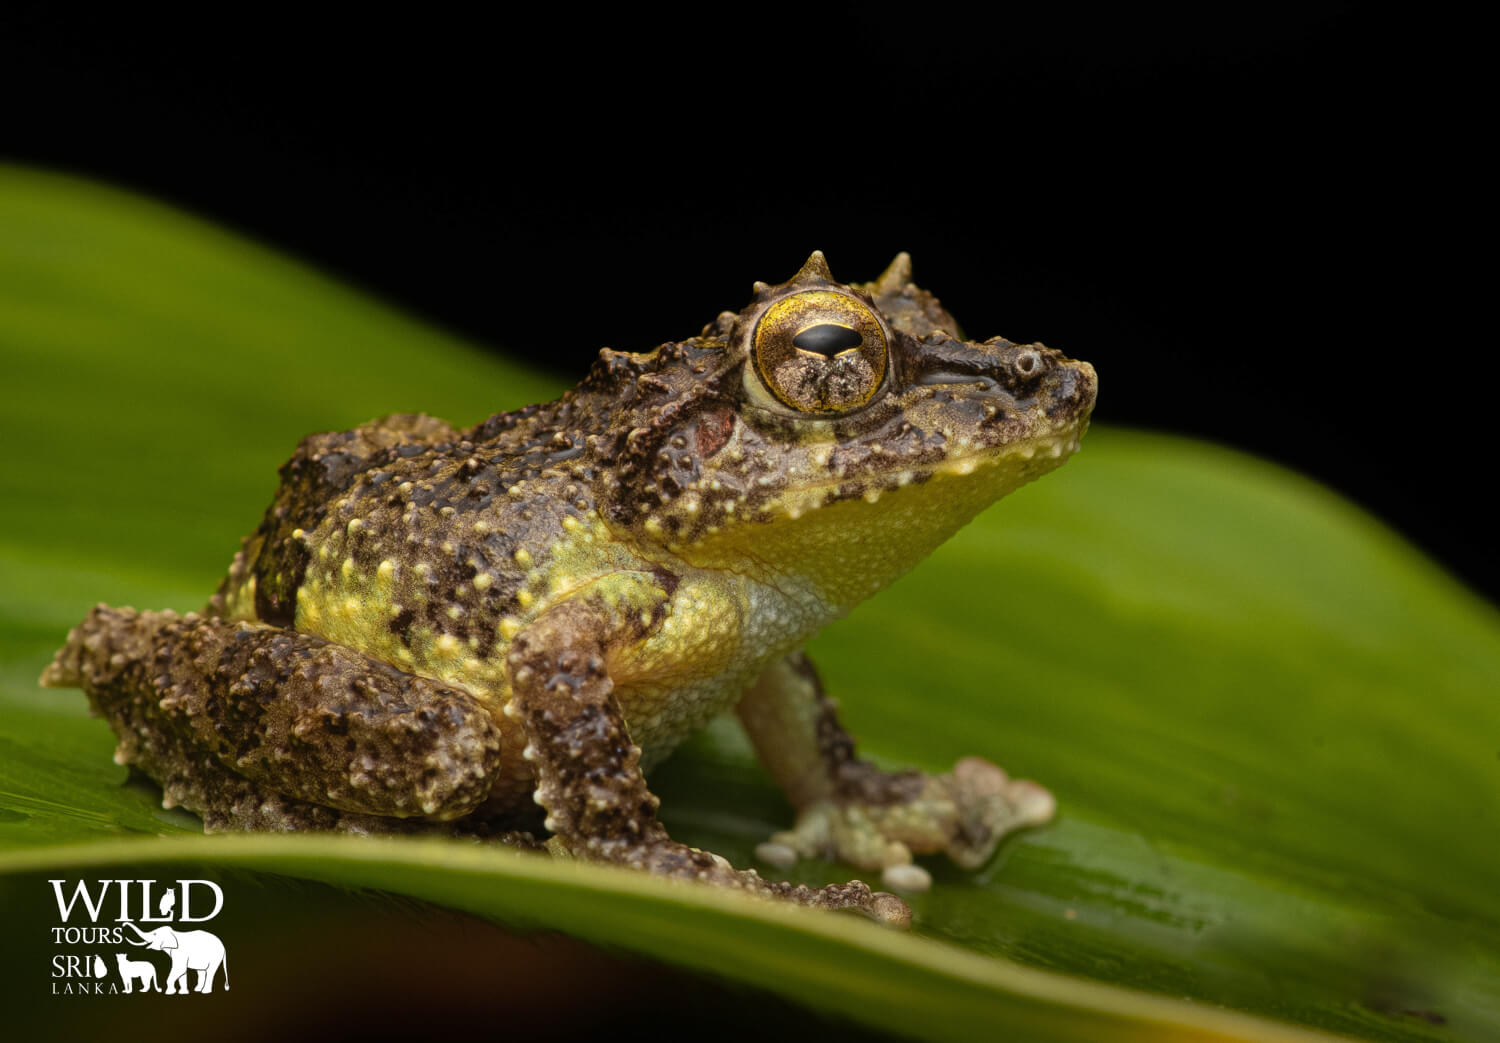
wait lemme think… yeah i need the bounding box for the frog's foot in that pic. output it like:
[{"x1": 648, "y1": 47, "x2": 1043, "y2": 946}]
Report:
[
  {"x1": 505, "y1": 601, "x2": 912, "y2": 928},
  {"x1": 755, "y1": 757, "x2": 1055, "y2": 892},
  {"x1": 737, "y1": 652, "x2": 1055, "y2": 894},
  {"x1": 552, "y1": 834, "x2": 911, "y2": 927}
]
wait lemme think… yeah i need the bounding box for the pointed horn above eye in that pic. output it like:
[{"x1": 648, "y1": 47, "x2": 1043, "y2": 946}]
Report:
[
  {"x1": 873, "y1": 252, "x2": 913, "y2": 295},
  {"x1": 790, "y1": 250, "x2": 836, "y2": 285}
]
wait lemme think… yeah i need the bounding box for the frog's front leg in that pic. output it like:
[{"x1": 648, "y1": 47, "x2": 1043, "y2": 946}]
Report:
[
  {"x1": 42, "y1": 604, "x2": 506, "y2": 832},
  {"x1": 737, "y1": 652, "x2": 1055, "y2": 892},
  {"x1": 503, "y1": 600, "x2": 910, "y2": 926}
]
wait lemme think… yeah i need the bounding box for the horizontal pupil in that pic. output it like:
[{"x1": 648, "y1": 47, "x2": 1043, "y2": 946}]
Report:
[{"x1": 792, "y1": 323, "x2": 863, "y2": 357}]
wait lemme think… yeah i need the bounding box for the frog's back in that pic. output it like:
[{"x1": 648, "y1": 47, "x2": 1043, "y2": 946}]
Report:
[{"x1": 211, "y1": 404, "x2": 628, "y2": 695}]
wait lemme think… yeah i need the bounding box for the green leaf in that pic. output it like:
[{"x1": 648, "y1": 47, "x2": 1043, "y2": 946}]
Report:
[{"x1": 2, "y1": 164, "x2": 1496, "y2": 1041}]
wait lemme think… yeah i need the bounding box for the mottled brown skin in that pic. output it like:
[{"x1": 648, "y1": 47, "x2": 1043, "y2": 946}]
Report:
[{"x1": 43, "y1": 253, "x2": 1096, "y2": 926}]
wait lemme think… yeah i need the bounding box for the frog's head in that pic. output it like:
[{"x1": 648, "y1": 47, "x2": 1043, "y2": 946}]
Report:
[{"x1": 588, "y1": 252, "x2": 1096, "y2": 608}]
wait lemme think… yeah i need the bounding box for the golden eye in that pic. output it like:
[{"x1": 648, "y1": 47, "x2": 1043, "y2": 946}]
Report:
[{"x1": 752, "y1": 290, "x2": 889, "y2": 414}]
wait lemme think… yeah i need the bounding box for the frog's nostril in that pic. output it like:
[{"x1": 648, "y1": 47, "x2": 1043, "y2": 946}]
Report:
[{"x1": 1015, "y1": 351, "x2": 1041, "y2": 376}]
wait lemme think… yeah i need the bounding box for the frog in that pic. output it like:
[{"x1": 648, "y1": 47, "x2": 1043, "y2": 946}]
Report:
[{"x1": 42, "y1": 252, "x2": 1096, "y2": 927}]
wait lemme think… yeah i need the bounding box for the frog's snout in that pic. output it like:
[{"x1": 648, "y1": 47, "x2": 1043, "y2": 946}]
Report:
[
  {"x1": 907, "y1": 333, "x2": 1096, "y2": 426},
  {"x1": 999, "y1": 342, "x2": 1096, "y2": 429},
  {"x1": 1048, "y1": 357, "x2": 1097, "y2": 425}
]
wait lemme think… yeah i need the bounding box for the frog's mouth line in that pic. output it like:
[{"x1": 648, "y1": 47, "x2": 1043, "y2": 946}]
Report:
[{"x1": 767, "y1": 426, "x2": 1089, "y2": 517}]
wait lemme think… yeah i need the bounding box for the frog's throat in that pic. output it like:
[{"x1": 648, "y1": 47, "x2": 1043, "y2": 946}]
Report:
[{"x1": 673, "y1": 423, "x2": 1088, "y2": 611}]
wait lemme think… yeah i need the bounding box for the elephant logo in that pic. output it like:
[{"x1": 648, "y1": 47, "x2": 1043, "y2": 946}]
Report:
[
  {"x1": 115, "y1": 953, "x2": 162, "y2": 994},
  {"x1": 121, "y1": 923, "x2": 229, "y2": 994}
]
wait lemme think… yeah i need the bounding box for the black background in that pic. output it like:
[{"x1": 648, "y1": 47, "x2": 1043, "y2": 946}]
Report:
[{"x1": 3, "y1": 5, "x2": 1490, "y2": 604}]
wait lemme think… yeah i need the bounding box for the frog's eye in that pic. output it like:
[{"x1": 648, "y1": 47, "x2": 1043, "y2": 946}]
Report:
[{"x1": 751, "y1": 290, "x2": 889, "y2": 415}]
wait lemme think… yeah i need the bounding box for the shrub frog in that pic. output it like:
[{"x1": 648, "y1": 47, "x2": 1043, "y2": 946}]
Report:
[{"x1": 44, "y1": 252, "x2": 1096, "y2": 926}]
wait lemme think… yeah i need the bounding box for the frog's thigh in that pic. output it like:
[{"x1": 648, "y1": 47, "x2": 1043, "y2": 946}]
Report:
[
  {"x1": 503, "y1": 602, "x2": 910, "y2": 926},
  {"x1": 735, "y1": 651, "x2": 1056, "y2": 891},
  {"x1": 44, "y1": 604, "x2": 503, "y2": 825}
]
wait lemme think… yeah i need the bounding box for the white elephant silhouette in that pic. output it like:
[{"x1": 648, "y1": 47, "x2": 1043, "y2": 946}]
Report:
[
  {"x1": 121, "y1": 922, "x2": 229, "y2": 994},
  {"x1": 115, "y1": 953, "x2": 161, "y2": 993}
]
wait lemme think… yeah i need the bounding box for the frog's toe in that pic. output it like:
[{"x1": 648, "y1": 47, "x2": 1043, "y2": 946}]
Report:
[
  {"x1": 867, "y1": 891, "x2": 913, "y2": 929},
  {"x1": 753, "y1": 840, "x2": 801, "y2": 870},
  {"x1": 880, "y1": 862, "x2": 932, "y2": 893},
  {"x1": 763, "y1": 801, "x2": 920, "y2": 874},
  {"x1": 943, "y1": 756, "x2": 1056, "y2": 869}
]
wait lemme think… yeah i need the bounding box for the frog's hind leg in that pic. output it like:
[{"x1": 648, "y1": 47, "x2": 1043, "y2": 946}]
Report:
[
  {"x1": 42, "y1": 604, "x2": 504, "y2": 834},
  {"x1": 736, "y1": 652, "x2": 1056, "y2": 893}
]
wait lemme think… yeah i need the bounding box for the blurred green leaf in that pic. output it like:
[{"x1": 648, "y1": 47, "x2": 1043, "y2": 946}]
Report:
[{"x1": 2, "y1": 165, "x2": 1496, "y2": 1041}]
